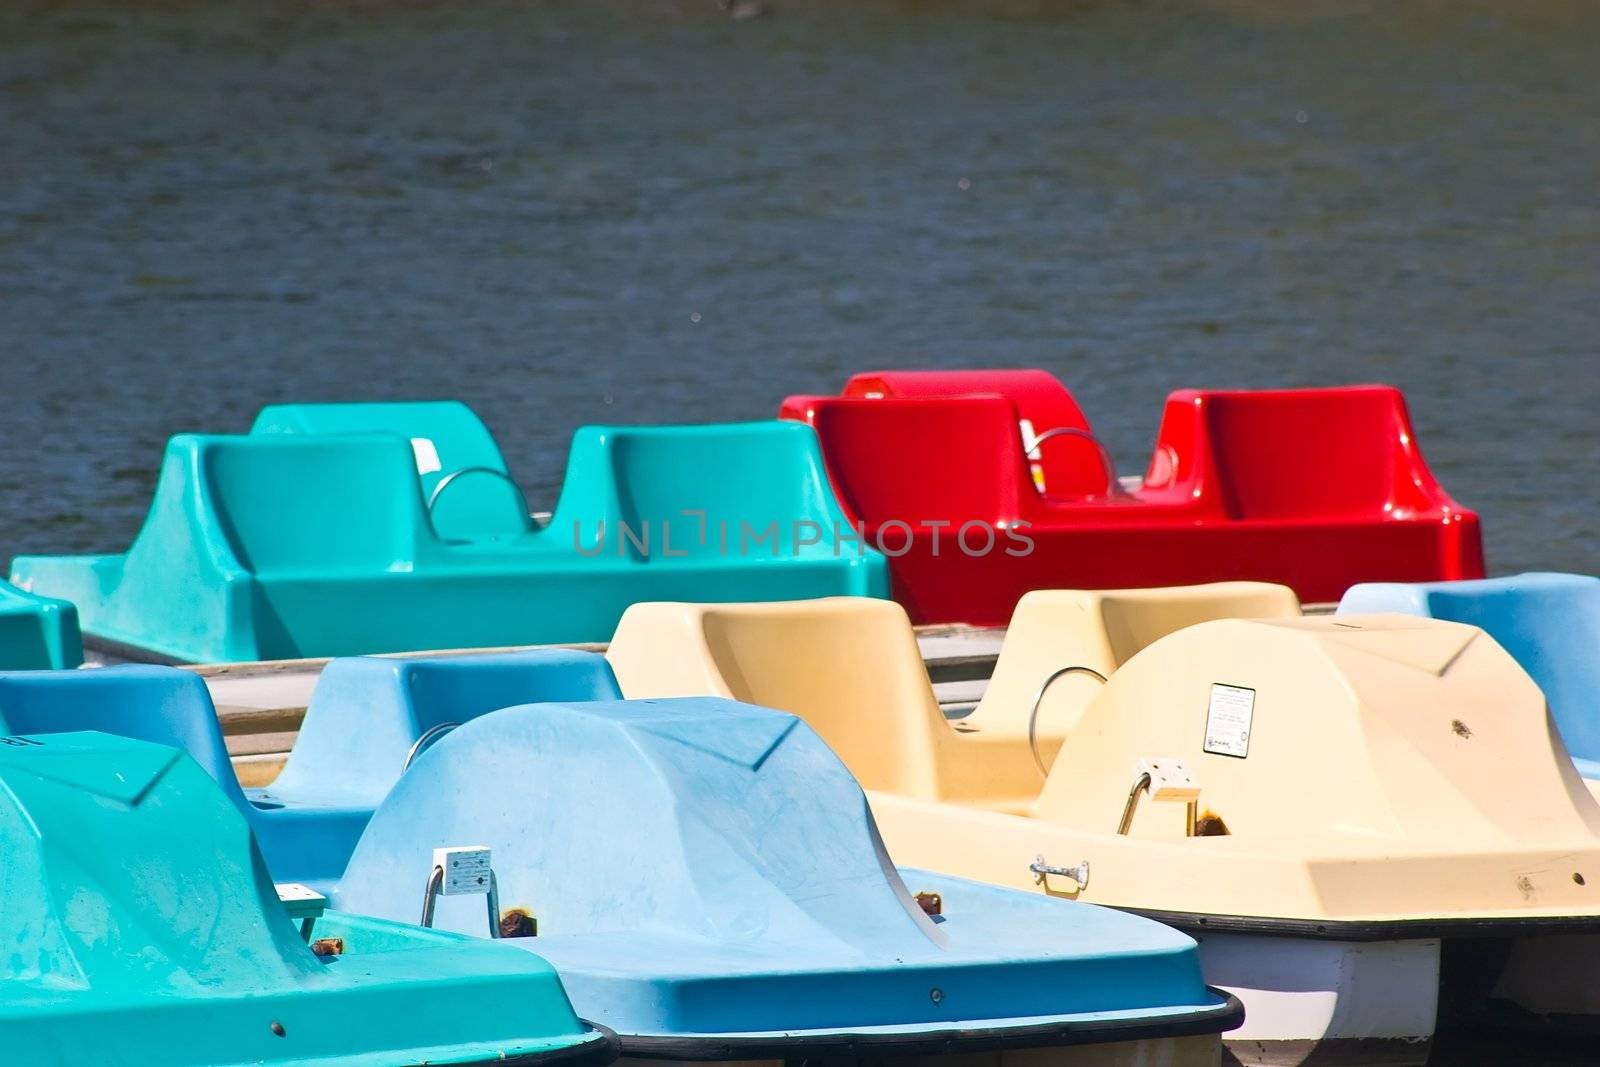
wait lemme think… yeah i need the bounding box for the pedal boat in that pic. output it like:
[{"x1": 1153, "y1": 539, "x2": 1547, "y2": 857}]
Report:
[
  {"x1": 0, "y1": 653, "x2": 1240, "y2": 1066},
  {"x1": 333, "y1": 695, "x2": 1239, "y2": 1065},
  {"x1": 8, "y1": 401, "x2": 885, "y2": 663},
  {"x1": 780, "y1": 369, "x2": 1483, "y2": 621},
  {"x1": 0, "y1": 728, "x2": 614, "y2": 1067},
  {"x1": 606, "y1": 590, "x2": 1600, "y2": 1065}
]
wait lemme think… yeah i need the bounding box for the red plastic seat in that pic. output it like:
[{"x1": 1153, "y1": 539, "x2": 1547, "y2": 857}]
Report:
[
  {"x1": 833, "y1": 369, "x2": 1110, "y2": 498},
  {"x1": 781, "y1": 372, "x2": 1484, "y2": 624}
]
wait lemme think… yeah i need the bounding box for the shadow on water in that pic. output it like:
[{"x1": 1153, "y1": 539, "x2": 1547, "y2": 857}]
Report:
[{"x1": 0, "y1": 0, "x2": 1595, "y2": 576}]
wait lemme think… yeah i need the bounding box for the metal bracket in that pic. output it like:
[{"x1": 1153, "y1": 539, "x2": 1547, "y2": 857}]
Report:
[
  {"x1": 276, "y1": 882, "x2": 327, "y2": 941},
  {"x1": 419, "y1": 846, "x2": 503, "y2": 939},
  {"x1": 1030, "y1": 855, "x2": 1090, "y2": 890},
  {"x1": 1118, "y1": 759, "x2": 1202, "y2": 836}
]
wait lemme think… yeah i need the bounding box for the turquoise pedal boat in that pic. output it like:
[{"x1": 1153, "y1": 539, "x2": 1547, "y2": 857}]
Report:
[
  {"x1": 0, "y1": 577, "x2": 81, "y2": 669},
  {"x1": 8, "y1": 401, "x2": 887, "y2": 663},
  {"x1": 0, "y1": 652, "x2": 1241, "y2": 1064},
  {"x1": 0, "y1": 728, "x2": 615, "y2": 1067}
]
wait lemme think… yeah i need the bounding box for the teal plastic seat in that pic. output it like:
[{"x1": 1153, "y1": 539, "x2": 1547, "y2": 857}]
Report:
[
  {"x1": 11, "y1": 412, "x2": 888, "y2": 663},
  {"x1": 331, "y1": 696, "x2": 1239, "y2": 1054},
  {"x1": 0, "y1": 729, "x2": 612, "y2": 1067},
  {"x1": 0, "y1": 650, "x2": 621, "y2": 891},
  {"x1": 0, "y1": 578, "x2": 82, "y2": 669},
  {"x1": 1340, "y1": 573, "x2": 1600, "y2": 777},
  {"x1": 253, "y1": 400, "x2": 529, "y2": 540}
]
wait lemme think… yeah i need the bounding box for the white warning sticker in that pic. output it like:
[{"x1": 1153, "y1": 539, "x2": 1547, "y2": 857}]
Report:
[
  {"x1": 410, "y1": 437, "x2": 442, "y2": 475},
  {"x1": 1204, "y1": 683, "x2": 1256, "y2": 758}
]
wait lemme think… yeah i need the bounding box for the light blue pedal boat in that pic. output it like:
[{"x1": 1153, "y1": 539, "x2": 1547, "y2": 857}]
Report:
[
  {"x1": 0, "y1": 651, "x2": 1240, "y2": 1064},
  {"x1": 0, "y1": 578, "x2": 81, "y2": 669},
  {"x1": 1342, "y1": 572, "x2": 1600, "y2": 776},
  {"x1": 9, "y1": 401, "x2": 888, "y2": 663}
]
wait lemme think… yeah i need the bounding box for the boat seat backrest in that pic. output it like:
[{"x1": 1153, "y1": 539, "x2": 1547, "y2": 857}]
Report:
[
  {"x1": 608, "y1": 599, "x2": 947, "y2": 799},
  {"x1": 250, "y1": 401, "x2": 528, "y2": 541},
  {"x1": 550, "y1": 422, "x2": 855, "y2": 559},
  {"x1": 0, "y1": 580, "x2": 83, "y2": 670},
  {"x1": 194, "y1": 434, "x2": 429, "y2": 572},
  {"x1": 1341, "y1": 574, "x2": 1600, "y2": 765},
  {"x1": 1147, "y1": 386, "x2": 1439, "y2": 520},
  {"x1": 839, "y1": 369, "x2": 1110, "y2": 497},
  {"x1": 0, "y1": 666, "x2": 246, "y2": 808},
  {"x1": 0, "y1": 613, "x2": 53, "y2": 672},
  {"x1": 267, "y1": 650, "x2": 624, "y2": 805},
  {"x1": 782, "y1": 396, "x2": 1028, "y2": 522}
]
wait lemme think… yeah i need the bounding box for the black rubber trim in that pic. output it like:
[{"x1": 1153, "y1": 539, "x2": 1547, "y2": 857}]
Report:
[
  {"x1": 81, "y1": 633, "x2": 189, "y2": 666},
  {"x1": 617, "y1": 991, "x2": 1242, "y2": 1060},
  {"x1": 1124, "y1": 906, "x2": 1600, "y2": 941},
  {"x1": 435, "y1": 1021, "x2": 621, "y2": 1067}
]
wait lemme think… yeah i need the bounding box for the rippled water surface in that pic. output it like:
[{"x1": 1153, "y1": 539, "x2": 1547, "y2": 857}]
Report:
[{"x1": 1, "y1": 0, "x2": 1595, "y2": 575}]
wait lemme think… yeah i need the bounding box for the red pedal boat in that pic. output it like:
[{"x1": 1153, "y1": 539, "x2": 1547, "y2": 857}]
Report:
[{"x1": 780, "y1": 370, "x2": 1483, "y2": 624}]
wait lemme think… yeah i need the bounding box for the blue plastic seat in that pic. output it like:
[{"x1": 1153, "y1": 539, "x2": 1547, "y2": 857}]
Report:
[
  {"x1": 1341, "y1": 573, "x2": 1600, "y2": 776},
  {"x1": 256, "y1": 649, "x2": 623, "y2": 814},
  {"x1": 0, "y1": 579, "x2": 82, "y2": 669},
  {"x1": 0, "y1": 650, "x2": 624, "y2": 890}
]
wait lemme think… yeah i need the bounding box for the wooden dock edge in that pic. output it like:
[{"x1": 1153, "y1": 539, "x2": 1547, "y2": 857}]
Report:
[{"x1": 201, "y1": 604, "x2": 1333, "y2": 786}]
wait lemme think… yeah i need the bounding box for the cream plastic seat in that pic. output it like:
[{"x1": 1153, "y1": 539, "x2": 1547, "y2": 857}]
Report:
[{"x1": 610, "y1": 597, "x2": 1025, "y2": 807}]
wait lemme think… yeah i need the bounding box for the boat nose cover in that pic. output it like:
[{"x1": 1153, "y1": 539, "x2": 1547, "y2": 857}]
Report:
[
  {"x1": 335, "y1": 697, "x2": 1216, "y2": 1038},
  {"x1": 0, "y1": 729, "x2": 318, "y2": 993},
  {"x1": 1341, "y1": 573, "x2": 1600, "y2": 771},
  {"x1": 0, "y1": 728, "x2": 601, "y2": 1065},
  {"x1": 340, "y1": 698, "x2": 917, "y2": 949}
]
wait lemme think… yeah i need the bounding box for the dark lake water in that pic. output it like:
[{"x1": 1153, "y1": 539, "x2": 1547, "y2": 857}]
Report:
[{"x1": 1, "y1": 0, "x2": 1595, "y2": 579}]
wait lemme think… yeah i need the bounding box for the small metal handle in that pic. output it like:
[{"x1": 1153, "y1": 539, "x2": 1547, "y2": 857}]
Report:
[
  {"x1": 403, "y1": 721, "x2": 461, "y2": 773},
  {"x1": 1025, "y1": 426, "x2": 1124, "y2": 497},
  {"x1": 1117, "y1": 771, "x2": 1154, "y2": 835},
  {"x1": 1030, "y1": 854, "x2": 1090, "y2": 890},
  {"x1": 425, "y1": 466, "x2": 532, "y2": 536},
  {"x1": 1026, "y1": 665, "x2": 1108, "y2": 777}
]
